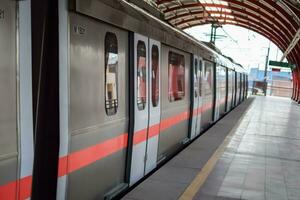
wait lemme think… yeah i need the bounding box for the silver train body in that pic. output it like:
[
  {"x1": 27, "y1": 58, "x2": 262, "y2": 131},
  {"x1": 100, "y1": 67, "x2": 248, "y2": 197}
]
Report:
[{"x1": 0, "y1": 0, "x2": 248, "y2": 199}]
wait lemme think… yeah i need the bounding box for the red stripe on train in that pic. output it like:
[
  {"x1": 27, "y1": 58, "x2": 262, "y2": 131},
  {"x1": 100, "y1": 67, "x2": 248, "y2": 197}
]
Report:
[
  {"x1": 61, "y1": 103, "x2": 213, "y2": 176},
  {"x1": 19, "y1": 176, "x2": 32, "y2": 200},
  {"x1": 0, "y1": 176, "x2": 32, "y2": 200},
  {"x1": 148, "y1": 124, "x2": 160, "y2": 138},
  {"x1": 132, "y1": 123, "x2": 161, "y2": 145},
  {"x1": 133, "y1": 129, "x2": 147, "y2": 145},
  {"x1": 0, "y1": 101, "x2": 220, "y2": 199},
  {"x1": 0, "y1": 180, "x2": 16, "y2": 200},
  {"x1": 58, "y1": 133, "x2": 128, "y2": 176},
  {"x1": 59, "y1": 102, "x2": 215, "y2": 177},
  {"x1": 160, "y1": 111, "x2": 189, "y2": 131}
]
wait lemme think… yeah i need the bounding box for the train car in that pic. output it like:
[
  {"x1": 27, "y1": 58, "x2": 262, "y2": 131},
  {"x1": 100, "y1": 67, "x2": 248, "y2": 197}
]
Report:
[
  {"x1": 0, "y1": 0, "x2": 248, "y2": 199},
  {"x1": 0, "y1": 1, "x2": 34, "y2": 199}
]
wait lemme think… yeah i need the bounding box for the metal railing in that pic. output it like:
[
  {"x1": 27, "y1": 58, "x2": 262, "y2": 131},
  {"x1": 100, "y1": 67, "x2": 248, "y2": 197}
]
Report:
[{"x1": 106, "y1": 99, "x2": 118, "y2": 115}]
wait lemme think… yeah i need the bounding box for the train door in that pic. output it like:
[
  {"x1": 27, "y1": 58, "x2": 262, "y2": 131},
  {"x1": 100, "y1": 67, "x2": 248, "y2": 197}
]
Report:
[
  {"x1": 234, "y1": 71, "x2": 238, "y2": 106},
  {"x1": 231, "y1": 70, "x2": 235, "y2": 107},
  {"x1": 239, "y1": 73, "x2": 242, "y2": 103},
  {"x1": 145, "y1": 39, "x2": 161, "y2": 174},
  {"x1": 190, "y1": 56, "x2": 203, "y2": 139},
  {"x1": 240, "y1": 74, "x2": 243, "y2": 102},
  {"x1": 231, "y1": 71, "x2": 236, "y2": 108},
  {"x1": 214, "y1": 65, "x2": 221, "y2": 121},
  {"x1": 218, "y1": 66, "x2": 227, "y2": 116},
  {"x1": 201, "y1": 60, "x2": 215, "y2": 129},
  {"x1": 130, "y1": 33, "x2": 161, "y2": 185},
  {"x1": 226, "y1": 68, "x2": 231, "y2": 112},
  {"x1": 241, "y1": 74, "x2": 244, "y2": 100}
]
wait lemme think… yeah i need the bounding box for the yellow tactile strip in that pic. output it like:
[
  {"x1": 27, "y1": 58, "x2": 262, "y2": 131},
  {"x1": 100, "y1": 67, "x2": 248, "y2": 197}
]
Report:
[{"x1": 179, "y1": 100, "x2": 253, "y2": 200}]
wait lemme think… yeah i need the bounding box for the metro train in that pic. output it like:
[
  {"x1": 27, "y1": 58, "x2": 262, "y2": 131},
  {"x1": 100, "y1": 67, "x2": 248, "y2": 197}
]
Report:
[{"x1": 0, "y1": 0, "x2": 248, "y2": 199}]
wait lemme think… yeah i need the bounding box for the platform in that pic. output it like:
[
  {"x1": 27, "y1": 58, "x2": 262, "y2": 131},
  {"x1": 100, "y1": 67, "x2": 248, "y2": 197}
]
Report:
[{"x1": 122, "y1": 96, "x2": 300, "y2": 200}]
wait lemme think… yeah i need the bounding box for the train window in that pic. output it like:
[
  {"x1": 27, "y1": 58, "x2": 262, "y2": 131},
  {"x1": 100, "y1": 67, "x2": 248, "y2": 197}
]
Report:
[
  {"x1": 199, "y1": 60, "x2": 203, "y2": 72},
  {"x1": 137, "y1": 41, "x2": 147, "y2": 110},
  {"x1": 198, "y1": 60, "x2": 202, "y2": 96},
  {"x1": 204, "y1": 61, "x2": 214, "y2": 95},
  {"x1": 194, "y1": 59, "x2": 198, "y2": 97},
  {"x1": 105, "y1": 32, "x2": 118, "y2": 116},
  {"x1": 168, "y1": 51, "x2": 185, "y2": 102},
  {"x1": 194, "y1": 59, "x2": 198, "y2": 77},
  {"x1": 151, "y1": 45, "x2": 159, "y2": 107}
]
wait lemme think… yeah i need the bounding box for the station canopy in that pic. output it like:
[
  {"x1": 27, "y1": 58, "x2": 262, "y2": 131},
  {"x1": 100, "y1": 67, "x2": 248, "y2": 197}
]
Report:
[{"x1": 148, "y1": 0, "x2": 300, "y2": 70}]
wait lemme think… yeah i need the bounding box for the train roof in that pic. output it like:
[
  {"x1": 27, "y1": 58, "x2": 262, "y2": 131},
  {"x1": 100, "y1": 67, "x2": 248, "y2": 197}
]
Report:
[{"x1": 70, "y1": 0, "x2": 247, "y2": 73}]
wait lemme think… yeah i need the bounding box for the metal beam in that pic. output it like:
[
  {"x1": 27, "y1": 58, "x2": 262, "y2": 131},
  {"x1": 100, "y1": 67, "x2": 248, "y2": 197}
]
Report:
[
  {"x1": 127, "y1": 0, "x2": 164, "y2": 19},
  {"x1": 276, "y1": 0, "x2": 300, "y2": 25},
  {"x1": 281, "y1": 28, "x2": 300, "y2": 61},
  {"x1": 288, "y1": 0, "x2": 300, "y2": 10}
]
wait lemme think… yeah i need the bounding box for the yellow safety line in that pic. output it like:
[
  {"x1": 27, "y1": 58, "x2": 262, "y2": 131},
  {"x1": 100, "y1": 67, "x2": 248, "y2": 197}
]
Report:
[
  {"x1": 179, "y1": 100, "x2": 252, "y2": 200},
  {"x1": 178, "y1": 136, "x2": 231, "y2": 200}
]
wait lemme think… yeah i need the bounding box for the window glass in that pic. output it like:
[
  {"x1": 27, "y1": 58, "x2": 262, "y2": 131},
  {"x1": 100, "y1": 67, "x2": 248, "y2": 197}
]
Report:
[
  {"x1": 151, "y1": 45, "x2": 159, "y2": 107},
  {"x1": 204, "y1": 61, "x2": 214, "y2": 96},
  {"x1": 220, "y1": 66, "x2": 226, "y2": 88},
  {"x1": 194, "y1": 59, "x2": 198, "y2": 97},
  {"x1": 228, "y1": 69, "x2": 232, "y2": 92},
  {"x1": 137, "y1": 41, "x2": 147, "y2": 110},
  {"x1": 168, "y1": 51, "x2": 185, "y2": 102},
  {"x1": 198, "y1": 60, "x2": 202, "y2": 96},
  {"x1": 194, "y1": 59, "x2": 198, "y2": 76},
  {"x1": 199, "y1": 60, "x2": 203, "y2": 72},
  {"x1": 105, "y1": 32, "x2": 118, "y2": 116}
]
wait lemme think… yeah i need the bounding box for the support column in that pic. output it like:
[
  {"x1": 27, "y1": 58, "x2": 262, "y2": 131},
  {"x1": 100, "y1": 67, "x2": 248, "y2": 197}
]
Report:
[
  {"x1": 294, "y1": 68, "x2": 300, "y2": 102},
  {"x1": 293, "y1": 68, "x2": 296, "y2": 101},
  {"x1": 298, "y1": 68, "x2": 300, "y2": 103},
  {"x1": 296, "y1": 69, "x2": 298, "y2": 101}
]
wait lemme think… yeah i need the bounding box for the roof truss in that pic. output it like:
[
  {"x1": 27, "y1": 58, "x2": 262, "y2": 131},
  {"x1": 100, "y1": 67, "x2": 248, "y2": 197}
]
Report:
[{"x1": 148, "y1": 0, "x2": 300, "y2": 69}]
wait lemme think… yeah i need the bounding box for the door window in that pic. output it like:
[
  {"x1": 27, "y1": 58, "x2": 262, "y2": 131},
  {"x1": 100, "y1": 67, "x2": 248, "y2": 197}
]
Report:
[
  {"x1": 198, "y1": 60, "x2": 202, "y2": 96},
  {"x1": 194, "y1": 59, "x2": 198, "y2": 97},
  {"x1": 137, "y1": 41, "x2": 147, "y2": 110},
  {"x1": 105, "y1": 32, "x2": 118, "y2": 116},
  {"x1": 168, "y1": 51, "x2": 185, "y2": 102},
  {"x1": 151, "y1": 45, "x2": 159, "y2": 107},
  {"x1": 204, "y1": 61, "x2": 214, "y2": 96}
]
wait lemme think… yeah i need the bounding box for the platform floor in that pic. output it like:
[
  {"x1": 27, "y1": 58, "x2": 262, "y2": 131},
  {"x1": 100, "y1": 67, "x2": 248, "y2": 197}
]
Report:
[{"x1": 122, "y1": 96, "x2": 300, "y2": 200}]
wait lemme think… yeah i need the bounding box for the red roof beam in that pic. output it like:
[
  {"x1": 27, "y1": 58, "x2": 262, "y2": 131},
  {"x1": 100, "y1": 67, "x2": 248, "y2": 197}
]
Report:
[
  {"x1": 162, "y1": 2, "x2": 297, "y2": 33},
  {"x1": 174, "y1": 16, "x2": 290, "y2": 48}
]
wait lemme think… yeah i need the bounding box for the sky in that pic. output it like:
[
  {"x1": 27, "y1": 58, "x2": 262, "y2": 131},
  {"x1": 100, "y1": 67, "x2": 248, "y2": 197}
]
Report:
[{"x1": 184, "y1": 24, "x2": 289, "y2": 72}]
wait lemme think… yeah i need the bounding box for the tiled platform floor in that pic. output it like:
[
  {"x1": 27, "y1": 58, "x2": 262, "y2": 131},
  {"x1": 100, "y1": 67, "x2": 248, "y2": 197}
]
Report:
[
  {"x1": 123, "y1": 96, "x2": 300, "y2": 200},
  {"x1": 195, "y1": 96, "x2": 300, "y2": 200}
]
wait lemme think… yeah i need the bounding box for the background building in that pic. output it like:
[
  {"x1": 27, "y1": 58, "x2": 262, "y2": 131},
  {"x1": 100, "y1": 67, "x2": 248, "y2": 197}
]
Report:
[{"x1": 249, "y1": 68, "x2": 293, "y2": 97}]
